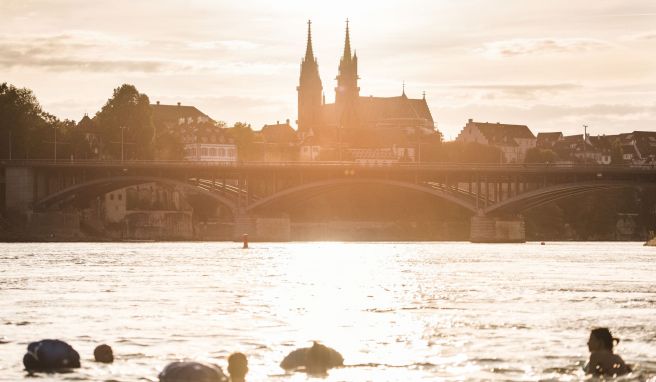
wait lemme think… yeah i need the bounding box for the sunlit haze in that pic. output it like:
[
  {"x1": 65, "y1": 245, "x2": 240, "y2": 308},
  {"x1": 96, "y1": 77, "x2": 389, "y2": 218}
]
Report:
[{"x1": 2, "y1": 0, "x2": 655, "y2": 138}]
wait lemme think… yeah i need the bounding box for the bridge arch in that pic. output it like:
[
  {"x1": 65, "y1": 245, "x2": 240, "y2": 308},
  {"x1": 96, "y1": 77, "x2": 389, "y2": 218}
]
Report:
[
  {"x1": 34, "y1": 175, "x2": 238, "y2": 214},
  {"x1": 245, "y1": 178, "x2": 479, "y2": 213},
  {"x1": 484, "y1": 181, "x2": 645, "y2": 216}
]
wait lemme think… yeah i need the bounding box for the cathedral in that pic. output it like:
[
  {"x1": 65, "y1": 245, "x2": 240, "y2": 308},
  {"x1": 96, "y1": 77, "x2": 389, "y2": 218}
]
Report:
[{"x1": 297, "y1": 20, "x2": 436, "y2": 143}]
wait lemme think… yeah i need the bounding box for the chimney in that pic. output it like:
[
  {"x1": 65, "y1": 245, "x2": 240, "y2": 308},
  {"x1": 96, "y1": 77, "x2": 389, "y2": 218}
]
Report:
[
  {"x1": 277, "y1": 120, "x2": 280, "y2": 124},
  {"x1": 468, "y1": 118, "x2": 473, "y2": 123},
  {"x1": 286, "y1": 118, "x2": 290, "y2": 125},
  {"x1": 177, "y1": 102, "x2": 181, "y2": 106},
  {"x1": 156, "y1": 101, "x2": 160, "y2": 105}
]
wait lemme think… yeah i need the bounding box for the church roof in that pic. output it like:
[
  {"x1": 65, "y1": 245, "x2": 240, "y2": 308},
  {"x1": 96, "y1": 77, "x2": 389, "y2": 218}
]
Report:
[
  {"x1": 358, "y1": 96, "x2": 433, "y2": 124},
  {"x1": 317, "y1": 96, "x2": 434, "y2": 127}
]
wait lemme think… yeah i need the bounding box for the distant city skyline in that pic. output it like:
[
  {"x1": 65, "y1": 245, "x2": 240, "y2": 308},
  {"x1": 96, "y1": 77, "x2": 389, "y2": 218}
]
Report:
[{"x1": 2, "y1": 0, "x2": 656, "y2": 139}]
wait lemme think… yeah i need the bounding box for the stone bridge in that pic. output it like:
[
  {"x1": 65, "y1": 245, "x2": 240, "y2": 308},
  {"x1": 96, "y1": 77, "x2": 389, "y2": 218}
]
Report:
[{"x1": 2, "y1": 160, "x2": 655, "y2": 242}]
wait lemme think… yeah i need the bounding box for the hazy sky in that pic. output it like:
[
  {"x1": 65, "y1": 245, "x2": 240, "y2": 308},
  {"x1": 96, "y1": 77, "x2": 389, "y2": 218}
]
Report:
[{"x1": 2, "y1": 0, "x2": 655, "y2": 138}]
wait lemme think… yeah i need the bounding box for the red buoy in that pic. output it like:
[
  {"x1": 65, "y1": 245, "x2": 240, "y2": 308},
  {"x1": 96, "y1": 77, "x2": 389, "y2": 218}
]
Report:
[{"x1": 242, "y1": 233, "x2": 249, "y2": 249}]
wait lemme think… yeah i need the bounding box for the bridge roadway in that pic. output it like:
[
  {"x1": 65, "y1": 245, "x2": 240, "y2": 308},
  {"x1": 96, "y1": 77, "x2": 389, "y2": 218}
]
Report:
[{"x1": 2, "y1": 160, "x2": 655, "y2": 241}]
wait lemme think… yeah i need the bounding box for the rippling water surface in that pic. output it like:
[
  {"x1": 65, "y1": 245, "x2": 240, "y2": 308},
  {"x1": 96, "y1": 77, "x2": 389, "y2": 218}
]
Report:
[{"x1": 0, "y1": 242, "x2": 655, "y2": 381}]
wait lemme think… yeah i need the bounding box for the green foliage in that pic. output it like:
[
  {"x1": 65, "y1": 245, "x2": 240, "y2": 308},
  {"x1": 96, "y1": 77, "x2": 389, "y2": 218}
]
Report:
[
  {"x1": 95, "y1": 84, "x2": 154, "y2": 160},
  {"x1": 228, "y1": 122, "x2": 256, "y2": 161},
  {"x1": 525, "y1": 187, "x2": 655, "y2": 240},
  {"x1": 522, "y1": 204, "x2": 568, "y2": 240},
  {"x1": 524, "y1": 148, "x2": 559, "y2": 163},
  {"x1": 154, "y1": 129, "x2": 185, "y2": 160},
  {"x1": 0, "y1": 82, "x2": 54, "y2": 159},
  {"x1": 430, "y1": 141, "x2": 504, "y2": 163}
]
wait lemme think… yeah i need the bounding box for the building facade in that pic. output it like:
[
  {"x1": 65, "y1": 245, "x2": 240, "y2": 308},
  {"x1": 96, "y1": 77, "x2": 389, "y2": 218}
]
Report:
[
  {"x1": 455, "y1": 119, "x2": 536, "y2": 163},
  {"x1": 151, "y1": 102, "x2": 237, "y2": 162}
]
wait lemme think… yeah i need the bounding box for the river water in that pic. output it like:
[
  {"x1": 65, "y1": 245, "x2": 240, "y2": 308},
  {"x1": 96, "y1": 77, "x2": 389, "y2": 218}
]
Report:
[{"x1": 0, "y1": 242, "x2": 654, "y2": 381}]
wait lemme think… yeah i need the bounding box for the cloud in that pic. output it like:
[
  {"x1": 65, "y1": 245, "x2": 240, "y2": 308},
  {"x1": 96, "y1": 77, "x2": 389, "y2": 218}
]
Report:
[
  {"x1": 480, "y1": 38, "x2": 611, "y2": 58},
  {"x1": 0, "y1": 32, "x2": 292, "y2": 75},
  {"x1": 625, "y1": 31, "x2": 656, "y2": 41},
  {"x1": 187, "y1": 40, "x2": 259, "y2": 51},
  {"x1": 0, "y1": 32, "x2": 169, "y2": 72},
  {"x1": 454, "y1": 83, "x2": 581, "y2": 99}
]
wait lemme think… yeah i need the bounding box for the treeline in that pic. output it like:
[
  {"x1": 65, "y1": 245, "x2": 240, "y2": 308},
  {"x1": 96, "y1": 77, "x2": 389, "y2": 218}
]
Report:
[
  {"x1": 524, "y1": 187, "x2": 656, "y2": 240},
  {"x1": 0, "y1": 82, "x2": 254, "y2": 161},
  {"x1": 0, "y1": 83, "x2": 163, "y2": 160}
]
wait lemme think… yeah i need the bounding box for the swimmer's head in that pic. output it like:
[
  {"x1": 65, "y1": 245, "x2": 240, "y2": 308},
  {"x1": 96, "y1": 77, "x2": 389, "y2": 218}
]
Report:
[
  {"x1": 588, "y1": 328, "x2": 619, "y2": 352},
  {"x1": 305, "y1": 342, "x2": 332, "y2": 375},
  {"x1": 228, "y1": 352, "x2": 248, "y2": 381},
  {"x1": 94, "y1": 344, "x2": 114, "y2": 363}
]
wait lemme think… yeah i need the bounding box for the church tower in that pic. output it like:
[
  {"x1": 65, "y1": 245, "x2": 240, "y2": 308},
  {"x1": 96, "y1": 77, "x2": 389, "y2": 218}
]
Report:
[
  {"x1": 335, "y1": 20, "x2": 359, "y2": 108},
  {"x1": 297, "y1": 20, "x2": 323, "y2": 134}
]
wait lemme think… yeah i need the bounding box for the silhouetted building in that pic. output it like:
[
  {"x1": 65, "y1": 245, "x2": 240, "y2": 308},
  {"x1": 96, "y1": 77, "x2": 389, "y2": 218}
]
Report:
[
  {"x1": 151, "y1": 102, "x2": 237, "y2": 161},
  {"x1": 536, "y1": 132, "x2": 563, "y2": 149},
  {"x1": 296, "y1": 20, "x2": 436, "y2": 147},
  {"x1": 456, "y1": 119, "x2": 536, "y2": 163},
  {"x1": 256, "y1": 120, "x2": 299, "y2": 162},
  {"x1": 77, "y1": 114, "x2": 104, "y2": 159}
]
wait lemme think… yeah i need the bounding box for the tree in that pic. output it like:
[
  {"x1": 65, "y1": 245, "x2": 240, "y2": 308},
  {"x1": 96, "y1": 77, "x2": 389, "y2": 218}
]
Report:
[
  {"x1": 0, "y1": 83, "x2": 53, "y2": 159},
  {"x1": 525, "y1": 148, "x2": 559, "y2": 163},
  {"x1": 95, "y1": 84, "x2": 154, "y2": 160},
  {"x1": 155, "y1": 129, "x2": 185, "y2": 160},
  {"x1": 228, "y1": 122, "x2": 257, "y2": 161},
  {"x1": 434, "y1": 141, "x2": 504, "y2": 163}
]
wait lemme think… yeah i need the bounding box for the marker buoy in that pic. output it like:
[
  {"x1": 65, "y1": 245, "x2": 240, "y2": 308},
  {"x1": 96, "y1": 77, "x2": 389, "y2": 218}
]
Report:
[
  {"x1": 540, "y1": 241, "x2": 545, "y2": 245},
  {"x1": 242, "y1": 234, "x2": 249, "y2": 249}
]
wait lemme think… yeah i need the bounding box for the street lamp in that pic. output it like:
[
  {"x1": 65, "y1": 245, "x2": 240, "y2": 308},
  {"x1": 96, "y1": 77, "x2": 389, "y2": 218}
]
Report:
[
  {"x1": 120, "y1": 126, "x2": 126, "y2": 162},
  {"x1": 583, "y1": 124, "x2": 588, "y2": 165},
  {"x1": 8, "y1": 130, "x2": 11, "y2": 160},
  {"x1": 53, "y1": 125, "x2": 58, "y2": 162}
]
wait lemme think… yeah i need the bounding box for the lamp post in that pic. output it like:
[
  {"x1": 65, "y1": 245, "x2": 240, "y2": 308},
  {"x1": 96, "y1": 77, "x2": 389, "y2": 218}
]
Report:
[
  {"x1": 8, "y1": 130, "x2": 11, "y2": 160},
  {"x1": 583, "y1": 124, "x2": 588, "y2": 165},
  {"x1": 120, "y1": 126, "x2": 126, "y2": 162},
  {"x1": 53, "y1": 125, "x2": 58, "y2": 162}
]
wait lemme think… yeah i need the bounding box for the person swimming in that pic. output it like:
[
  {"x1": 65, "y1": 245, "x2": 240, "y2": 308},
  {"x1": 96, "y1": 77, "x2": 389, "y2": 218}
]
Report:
[
  {"x1": 94, "y1": 344, "x2": 114, "y2": 363},
  {"x1": 584, "y1": 328, "x2": 630, "y2": 377},
  {"x1": 227, "y1": 352, "x2": 248, "y2": 382},
  {"x1": 22, "y1": 339, "x2": 81, "y2": 372},
  {"x1": 158, "y1": 361, "x2": 228, "y2": 382},
  {"x1": 280, "y1": 341, "x2": 343, "y2": 375}
]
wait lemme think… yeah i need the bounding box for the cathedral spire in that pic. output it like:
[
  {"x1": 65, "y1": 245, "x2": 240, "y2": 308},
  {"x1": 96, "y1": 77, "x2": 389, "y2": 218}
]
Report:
[
  {"x1": 304, "y1": 20, "x2": 314, "y2": 61},
  {"x1": 298, "y1": 20, "x2": 323, "y2": 134},
  {"x1": 343, "y1": 18, "x2": 351, "y2": 59}
]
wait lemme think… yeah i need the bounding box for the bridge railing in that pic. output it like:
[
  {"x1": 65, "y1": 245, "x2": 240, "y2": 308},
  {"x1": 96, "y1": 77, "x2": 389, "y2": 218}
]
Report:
[{"x1": 1, "y1": 159, "x2": 655, "y2": 172}]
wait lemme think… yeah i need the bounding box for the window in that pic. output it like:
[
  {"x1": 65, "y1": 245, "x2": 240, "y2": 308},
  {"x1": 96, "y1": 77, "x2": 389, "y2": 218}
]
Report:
[
  {"x1": 201, "y1": 148, "x2": 208, "y2": 156},
  {"x1": 219, "y1": 148, "x2": 225, "y2": 156},
  {"x1": 118, "y1": 194, "x2": 122, "y2": 201},
  {"x1": 110, "y1": 194, "x2": 114, "y2": 200}
]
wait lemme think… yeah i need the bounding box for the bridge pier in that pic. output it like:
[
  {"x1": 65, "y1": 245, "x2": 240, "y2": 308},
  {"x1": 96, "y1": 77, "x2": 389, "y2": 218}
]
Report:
[
  {"x1": 4, "y1": 166, "x2": 35, "y2": 215},
  {"x1": 470, "y1": 214, "x2": 525, "y2": 243}
]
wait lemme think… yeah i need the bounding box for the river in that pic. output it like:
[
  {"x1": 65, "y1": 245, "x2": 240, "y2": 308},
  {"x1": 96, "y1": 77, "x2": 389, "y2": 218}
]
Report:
[{"x1": 0, "y1": 242, "x2": 654, "y2": 381}]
